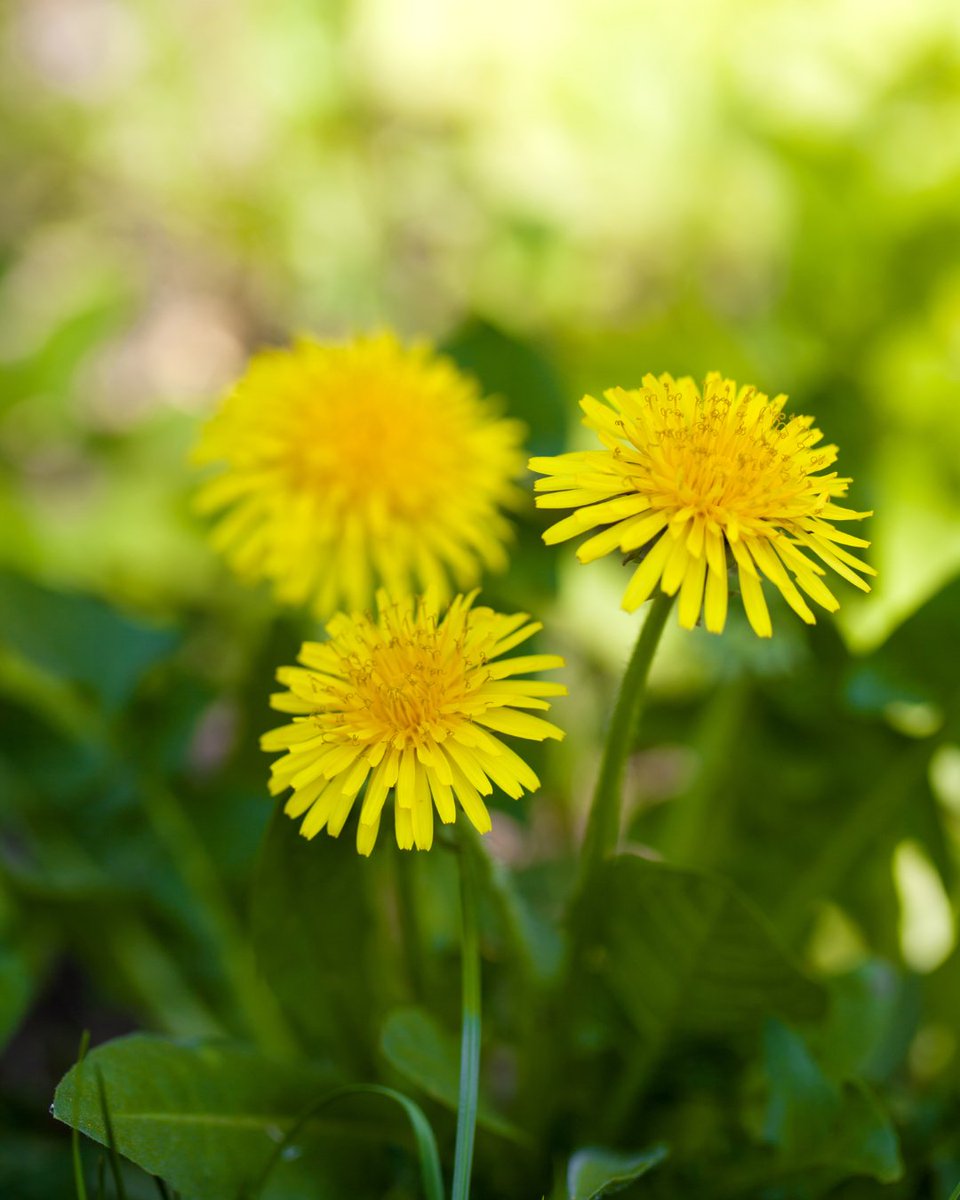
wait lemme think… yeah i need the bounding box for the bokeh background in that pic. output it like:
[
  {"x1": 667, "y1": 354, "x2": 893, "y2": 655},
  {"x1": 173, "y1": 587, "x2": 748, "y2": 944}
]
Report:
[
  {"x1": 4, "y1": 0, "x2": 960, "y2": 641},
  {"x1": 3, "y1": 1, "x2": 960, "y2": 1196}
]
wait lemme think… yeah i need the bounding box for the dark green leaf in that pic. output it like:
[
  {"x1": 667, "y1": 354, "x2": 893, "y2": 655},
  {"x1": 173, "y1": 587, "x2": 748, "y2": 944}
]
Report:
[
  {"x1": 812, "y1": 960, "x2": 914, "y2": 1083},
  {"x1": 566, "y1": 1144, "x2": 668, "y2": 1199},
  {"x1": 380, "y1": 1007, "x2": 525, "y2": 1142},
  {"x1": 251, "y1": 810, "x2": 382, "y2": 1068},
  {"x1": 249, "y1": 1083, "x2": 444, "y2": 1200},
  {"x1": 0, "y1": 571, "x2": 176, "y2": 713},
  {"x1": 52, "y1": 1034, "x2": 386, "y2": 1200},
  {"x1": 572, "y1": 856, "x2": 825, "y2": 1053},
  {"x1": 762, "y1": 1020, "x2": 902, "y2": 1183},
  {"x1": 442, "y1": 318, "x2": 569, "y2": 455},
  {"x1": 846, "y1": 573, "x2": 960, "y2": 719}
]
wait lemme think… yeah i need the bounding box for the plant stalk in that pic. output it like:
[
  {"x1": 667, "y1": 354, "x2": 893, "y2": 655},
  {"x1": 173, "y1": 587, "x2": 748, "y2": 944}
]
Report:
[
  {"x1": 579, "y1": 592, "x2": 674, "y2": 885},
  {"x1": 452, "y1": 834, "x2": 482, "y2": 1200}
]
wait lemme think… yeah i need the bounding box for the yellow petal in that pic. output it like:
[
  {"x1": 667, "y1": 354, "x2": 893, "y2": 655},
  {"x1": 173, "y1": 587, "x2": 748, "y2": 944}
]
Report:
[
  {"x1": 621, "y1": 533, "x2": 673, "y2": 612},
  {"x1": 677, "y1": 554, "x2": 707, "y2": 630},
  {"x1": 704, "y1": 565, "x2": 728, "y2": 633},
  {"x1": 738, "y1": 558, "x2": 772, "y2": 638},
  {"x1": 475, "y1": 709, "x2": 565, "y2": 741}
]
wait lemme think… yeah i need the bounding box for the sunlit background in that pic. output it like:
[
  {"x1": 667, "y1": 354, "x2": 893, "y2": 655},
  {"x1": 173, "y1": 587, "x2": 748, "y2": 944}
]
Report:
[{"x1": 4, "y1": 0, "x2": 960, "y2": 643}]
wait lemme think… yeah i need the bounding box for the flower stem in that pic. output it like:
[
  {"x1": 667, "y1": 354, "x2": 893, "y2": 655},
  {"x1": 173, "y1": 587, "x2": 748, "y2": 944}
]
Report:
[
  {"x1": 452, "y1": 832, "x2": 482, "y2": 1200},
  {"x1": 579, "y1": 592, "x2": 674, "y2": 885}
]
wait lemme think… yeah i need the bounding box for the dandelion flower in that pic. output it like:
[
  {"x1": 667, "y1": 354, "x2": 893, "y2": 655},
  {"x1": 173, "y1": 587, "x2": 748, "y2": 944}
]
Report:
[
  {"x1": 194, "y1": 333, "x2": 525, "y2": 617},
  {"x1": 530, "y1": 373, "x2": 874, "y2": 637},
  {"x1": 261, "y1": 591, "x2": 565, "y2": 855}
]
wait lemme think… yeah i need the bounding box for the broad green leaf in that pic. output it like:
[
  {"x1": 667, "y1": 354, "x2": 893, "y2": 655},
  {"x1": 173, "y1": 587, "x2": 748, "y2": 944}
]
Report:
[
  {"x1": 567, "y1": 1144, "x2": 668, "y2": 1199},
  {"x1": 0, "y1": 571, "x2": 176, "y2": 713},
  {"x1": 763, "y1": 1020, "x2": 902, "y2": 1183},
  {"x1": 251, "y1": 810, "x2": 381, "y2": 1068},
  {"x1": 380, "y1": 1007, "x2": 525, "y2": 1142},
  {"x1": 52, "y1": 1034, "x2": 396, "y2": 1200},
  {"x1": 572, "y1": 856, "x2": 825, "y2": 1052}
]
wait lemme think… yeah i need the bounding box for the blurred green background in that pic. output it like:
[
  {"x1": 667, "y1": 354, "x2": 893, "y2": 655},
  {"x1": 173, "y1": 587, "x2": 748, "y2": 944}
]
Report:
[
  {"x1": 3, "y1": 1, "x2": 960, "y2": 1196},
  {"x1": 3, "y1": 0, "x2": 960, "y2": 641}
]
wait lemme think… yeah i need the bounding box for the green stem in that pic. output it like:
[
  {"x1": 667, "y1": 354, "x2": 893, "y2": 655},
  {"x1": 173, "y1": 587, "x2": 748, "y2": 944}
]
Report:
[
  {"x1": 452, "y1": 834, "x2": 482, "y2": 1200},
  {"x1": 579, "y1": 592, "x2": 674, "y2": 885}
]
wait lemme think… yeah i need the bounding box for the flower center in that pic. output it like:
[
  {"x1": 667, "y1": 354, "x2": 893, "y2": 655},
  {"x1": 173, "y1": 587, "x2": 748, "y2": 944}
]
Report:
[
  {"x1": 336, "y1": 622, "x2": 481, "y2": 746},
  {"x1": 622, "y1": 382, "x2": 833, "y2": 529},
  {"x1": 285, "y1": 365, "x2": 468, "y2": 520}
]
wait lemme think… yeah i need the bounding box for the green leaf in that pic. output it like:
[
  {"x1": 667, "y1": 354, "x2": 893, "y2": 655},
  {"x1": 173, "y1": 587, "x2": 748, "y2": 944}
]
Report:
[
  {"x1": 52, "y1": 1034, "x2": 391, "y2": 1199},
  {"x1": 762, "y1": 1020, "x2": 903, "y2": 1184},
  {"x1": 249, "y1": 1084, "x2": 444, "y2": 1200},
  {"x1": 566, "y1": 1145, "x2": 668, "y2": 1199},
  {"x1": 251, "y1": 810, "x2": 381, "y2": 1067},
  {"x1": 572, "y1": 856, "x2": 825, "y2": 1052},
  {"x1": 812, "y1": 960, "x2": 913, "y2": 1083},
  {"x1": 442, "y1": 318, "x2": 569, "y2": 455},
  {"x1": 847, "y1": 573, "x2": 960, "y2": 718},
  {"x1": 380, "y1": 1006, "x2": 526, "y2": 1142},
  {"x1": 0, "y1": 571, "x2": 176, "y2": 713}
]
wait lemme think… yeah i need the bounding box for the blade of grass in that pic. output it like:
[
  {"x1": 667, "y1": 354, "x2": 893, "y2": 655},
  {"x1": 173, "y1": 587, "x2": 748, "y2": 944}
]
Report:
[
  {"x1": 72, "y1": 1031, "x2": 90, "y2": 1200},
  {"x1": 95, "y1": 1066, "x2": 128, "y2": 1200},
  {"x1": 246, "y1": 1084, "x2": 444, "y2": 1200},
  {"x1": 452, "y1": 834, "x2": 481, "y2": 1200}
]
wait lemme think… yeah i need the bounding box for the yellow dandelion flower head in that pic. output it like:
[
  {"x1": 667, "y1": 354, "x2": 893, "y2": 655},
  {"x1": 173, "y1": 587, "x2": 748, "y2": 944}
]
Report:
[
  {"x1": 261, "y1": 590, "x2": 565, "y2": 856},
  {"x1": 530, "y1": 372, "x2": 875, "y2": 637},
  {"x1": 194, "y1": 332, "x2": 526, "y2": 617}
]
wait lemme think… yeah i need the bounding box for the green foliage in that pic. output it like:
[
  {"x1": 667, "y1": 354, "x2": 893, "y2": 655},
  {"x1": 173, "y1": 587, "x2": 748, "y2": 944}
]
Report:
[
  {"x1": 380, "y1": 1008, "x2": 523, "y2": 1142},
  {"x1": 0, "y1": 571, "x2": 176, "y2": 714},
  {"x1": 251, "y1": 811, "x2": 385, "y2": 1070},
  {"x1": 247, "y1": 1084, "x2": 445, "y2": 1200},
  {"x1": 6, "y1": 8, "x2": 960, "y2": 1178},
  {"x1": 566, "y1": 1145, "x2": 668, "y2": 1200},
  {"x1": 572, "y1": 856, "x2": 825, "y2": 1049},
  {"x1": 0, "y1": 941, "x2": 34, "y2": 1047},
  {"x1": 761, "y1": 1020, "x2": 902, "y2": 1184},
  {"x1": 51, "y1": 1035, "x2": 392, "y2": 1199},
  {"x1": 4, "y1": 562, "x2": 959, "y2": 1199}
]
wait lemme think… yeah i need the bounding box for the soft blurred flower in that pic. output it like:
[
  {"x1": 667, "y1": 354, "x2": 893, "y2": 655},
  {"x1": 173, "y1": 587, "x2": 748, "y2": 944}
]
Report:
[
  {"x1": 262, "y1": 590, "x2": 565, "y2": 855},
  {"x1": 193, "y1": 332, "x2": 525, "y2": 616},
  {"x1": 530, "y1": 373, "x2": 874, "y2": 637}
]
